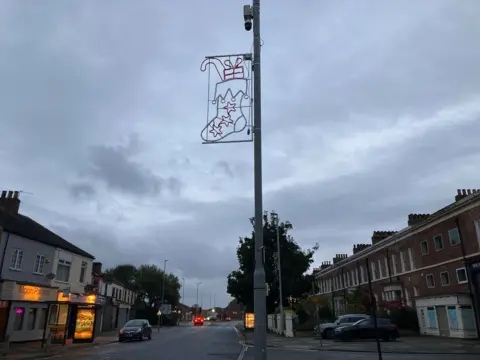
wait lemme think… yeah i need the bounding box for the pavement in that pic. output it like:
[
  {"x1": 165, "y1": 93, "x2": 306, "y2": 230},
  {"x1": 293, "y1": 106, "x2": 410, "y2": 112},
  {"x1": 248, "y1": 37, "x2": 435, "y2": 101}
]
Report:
[
  {"x1": 0, "y1": 330, "x2": 120, "y2": 360},
  {"x1": 242, "y1": 347, "x2": 480, "y2": 360},
  {"x1": 238, "y1": 326, "x2": 480, "y2": 355}
]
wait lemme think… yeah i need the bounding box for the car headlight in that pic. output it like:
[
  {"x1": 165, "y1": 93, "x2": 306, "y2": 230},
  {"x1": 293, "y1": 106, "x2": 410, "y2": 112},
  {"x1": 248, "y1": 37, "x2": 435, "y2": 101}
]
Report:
[
  {"x1": 119, "y1": 330, "x2": 124, "y2": 335},
  {"x1": 136, "y1": 328, "x2": 142, "y2": 333}
]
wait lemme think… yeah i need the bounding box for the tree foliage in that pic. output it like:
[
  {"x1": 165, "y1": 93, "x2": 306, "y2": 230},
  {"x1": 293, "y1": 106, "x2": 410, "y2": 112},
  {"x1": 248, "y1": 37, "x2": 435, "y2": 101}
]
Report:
[
  {"x1": 104, "y1": 264, "x2": 181, "y2": 307},
  {"x1": 227, "y1": 211, "x2": 318, "y2": 313}
]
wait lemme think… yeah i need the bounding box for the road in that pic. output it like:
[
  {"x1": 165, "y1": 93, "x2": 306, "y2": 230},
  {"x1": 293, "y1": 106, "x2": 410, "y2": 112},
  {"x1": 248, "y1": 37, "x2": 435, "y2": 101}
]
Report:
[
  {"x1": 51, "y1": 322, "x2": 479, "y2": 360},
  {"x1": 61, "y1": 322, "x2": 243, "y2": 360}
]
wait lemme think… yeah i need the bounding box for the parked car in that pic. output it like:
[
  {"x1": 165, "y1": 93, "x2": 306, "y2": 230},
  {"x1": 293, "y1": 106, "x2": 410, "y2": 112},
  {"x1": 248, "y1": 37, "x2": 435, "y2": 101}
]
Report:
[
  {"x1": 193, "y1": 316, "x2": 204, "y2": 326},
  {"x1": 334, "y1": 317, "x2": 399, "y2": 341},
  {"x1": 119, "y1": 319, "x2": 152, "y2": 342},
  {"x1": 316, "y1": 314, "x2": 370, "y2": 339},
  {"x1": 225, "y1": 316, "x2": 231, "y2": 321}
]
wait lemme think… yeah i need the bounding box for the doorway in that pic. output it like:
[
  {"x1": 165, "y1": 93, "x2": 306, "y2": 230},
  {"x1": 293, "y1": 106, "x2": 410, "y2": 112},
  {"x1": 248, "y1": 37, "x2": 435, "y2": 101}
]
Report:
[{"x1": 436, "y1": 306, "x2": 451, "y2": 337}]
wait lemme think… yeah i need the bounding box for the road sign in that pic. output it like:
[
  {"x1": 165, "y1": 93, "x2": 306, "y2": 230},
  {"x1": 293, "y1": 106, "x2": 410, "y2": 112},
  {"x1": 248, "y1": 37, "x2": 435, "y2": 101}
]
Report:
[{"x1": 159, "y1": 304, "x2": 172, "y2": 315}]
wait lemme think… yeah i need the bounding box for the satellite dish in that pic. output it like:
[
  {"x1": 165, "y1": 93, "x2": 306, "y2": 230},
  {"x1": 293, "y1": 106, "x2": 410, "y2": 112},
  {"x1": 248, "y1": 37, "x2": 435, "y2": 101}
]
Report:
[{"x1": 45, "y1": 273, "x2": 56, "y2": 280}]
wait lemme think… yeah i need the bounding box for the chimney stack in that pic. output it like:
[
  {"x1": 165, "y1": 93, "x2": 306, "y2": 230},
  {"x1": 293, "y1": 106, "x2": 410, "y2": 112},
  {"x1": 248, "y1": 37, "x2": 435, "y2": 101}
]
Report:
[
  {"x1": 455, "y1": 189, "x2": 480, "y2": 202},
  {"x1": 0, "y1": 189, "x2": 21, "y2": 214},
  {"x1": 333, "y1": 254, "x2": 348, "y2": 265},
  {"x1": 353, "y1": 243, "x2": 371, "y2": 254},
  {"x1": 320, "y1": 261, "x2": 332, "y2": 270},
  {"x1": 407, "y1": 214, "x2": 430, "y2": 227},
  {"x1": 371, "y1": 231, "x2": 396, "y2": 245},
  {"x1": 92, "y1": 262, "x2": 103, "y2": 275}
]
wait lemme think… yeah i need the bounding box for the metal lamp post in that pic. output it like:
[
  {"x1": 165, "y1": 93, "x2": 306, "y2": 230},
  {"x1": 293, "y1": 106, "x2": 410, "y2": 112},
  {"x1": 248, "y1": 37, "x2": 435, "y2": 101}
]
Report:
[
  {"x1": 160, "y1": 259, "x2": 169, "y2": 327},
  {"x1": 182, "y1": 277, "x2": 185, "y2": 320},
  {"x1": 196, "y1": 282, "x2": 202, "y2": 316},
  {"x1": 271, "y1": 212, "x2": 284, "y2": 335},
  {"x1": 199, "y1": 1, "x2": 265, "y2": 358}
]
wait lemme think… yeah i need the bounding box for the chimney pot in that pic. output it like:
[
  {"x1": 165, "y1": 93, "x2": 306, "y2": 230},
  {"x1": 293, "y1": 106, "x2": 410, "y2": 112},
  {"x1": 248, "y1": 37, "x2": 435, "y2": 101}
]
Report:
[
  {"x1": 457, "y1": 189, "x2": 461, "y2": 195},
  {"x1": 1, "y1": 191, "x2": 6, "y2": 198},
  {"x1": 462, "y1": 189, "x2": 467, "y2": 195},
  {"x1": 7, "y1": 191, "x2": 13, "y2": 199},
  {"x1": 13, "y1": 191, "x2": 19, "y2": 199},
  {"x1": 467, "y1": 189, "x2": 472, "y2": 195}
]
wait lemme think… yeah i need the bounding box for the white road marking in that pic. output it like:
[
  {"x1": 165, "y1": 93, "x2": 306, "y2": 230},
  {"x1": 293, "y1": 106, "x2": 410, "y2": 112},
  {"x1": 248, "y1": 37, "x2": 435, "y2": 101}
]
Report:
[{"x1": 237, "y1": 343, "x2": 248, "y2": 360}]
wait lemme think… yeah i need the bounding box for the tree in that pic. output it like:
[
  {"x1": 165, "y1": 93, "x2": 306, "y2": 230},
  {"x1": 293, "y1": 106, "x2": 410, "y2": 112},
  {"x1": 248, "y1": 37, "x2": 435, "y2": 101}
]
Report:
[
  {"x1": 104, "y1": 264, "x2": 181, "y2": 307},
  {"x1": 227, "y1": 211, "x2": 318, "y2": 313}
]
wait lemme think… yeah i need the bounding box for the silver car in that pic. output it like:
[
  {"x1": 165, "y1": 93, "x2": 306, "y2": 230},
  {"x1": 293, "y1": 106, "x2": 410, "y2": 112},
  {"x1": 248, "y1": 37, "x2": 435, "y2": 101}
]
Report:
[{"x1": 317, "y1": 314, "x2": 370, "y2": 339}]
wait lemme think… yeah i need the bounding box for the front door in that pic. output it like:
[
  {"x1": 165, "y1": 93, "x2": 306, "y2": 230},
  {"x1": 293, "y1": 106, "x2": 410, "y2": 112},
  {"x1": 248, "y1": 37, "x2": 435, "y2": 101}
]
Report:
[{"x1": 436, "y1": 305, "x2": 450, "y2": 337}]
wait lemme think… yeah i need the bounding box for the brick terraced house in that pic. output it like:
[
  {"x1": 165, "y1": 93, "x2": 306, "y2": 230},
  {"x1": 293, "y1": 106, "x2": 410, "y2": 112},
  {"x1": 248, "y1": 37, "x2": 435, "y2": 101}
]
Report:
[{"x1": 314, "y1": 189, "x2": 480, "y2": 339}]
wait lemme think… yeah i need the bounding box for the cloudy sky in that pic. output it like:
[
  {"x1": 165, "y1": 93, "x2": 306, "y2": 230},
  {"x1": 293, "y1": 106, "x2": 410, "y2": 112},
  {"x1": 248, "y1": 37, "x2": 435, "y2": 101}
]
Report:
[{"x1": 1, "y1": 0, "x2": 480, "y2": 308}]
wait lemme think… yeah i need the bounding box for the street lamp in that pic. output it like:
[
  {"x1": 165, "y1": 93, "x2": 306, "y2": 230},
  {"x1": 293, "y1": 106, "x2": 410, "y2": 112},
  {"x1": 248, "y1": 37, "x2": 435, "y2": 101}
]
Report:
[
  {"x1": 182, "y1": 277, "x2": 185, "y2": 303},
  {"x1": 182, "y1": 277, "x2": 185, "y2": 320},
  {"x1": 271, "y1": 211, "x2": 284, "y2": 335},
  {"x1": 160, "y1": 259, "x2": 169, "y2": 327},
  {"x1": 244, "y1": 2, "x2": 266, "y2": 360},
  {"x1": 196, "y1": 282, "x2": 202, "y2": 316}
]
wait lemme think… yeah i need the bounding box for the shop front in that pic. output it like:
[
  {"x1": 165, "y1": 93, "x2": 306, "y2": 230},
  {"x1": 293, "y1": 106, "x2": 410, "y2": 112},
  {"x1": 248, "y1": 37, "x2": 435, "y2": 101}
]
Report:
[
  {"x1": 468, "y1": 259, "x2": 480, "y2": 337},
  {"x1": 46, "y1": 291, "x2": 105, "y2": 344},
  {"x1": 0, "y1": 280, "x2": 58, "y2": 342}
]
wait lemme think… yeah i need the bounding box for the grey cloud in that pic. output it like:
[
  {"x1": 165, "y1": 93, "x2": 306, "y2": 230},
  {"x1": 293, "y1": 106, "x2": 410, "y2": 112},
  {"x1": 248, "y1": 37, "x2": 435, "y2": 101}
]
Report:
[
  {"x1": 85, "y1": 140, "x2": 183, "y2": 197},
  {"x1": 212, "y1": 161, "x2": 234, "y2": 178},
  {"x1": 211, "y1": 160, "x2": 251, "y2": 180},
  {"x1": 69, "y1": 182, "x2": 96, "y2": 199},
  {"x1": 51, "y1": 220, "x2": 236, "y2": 292}
]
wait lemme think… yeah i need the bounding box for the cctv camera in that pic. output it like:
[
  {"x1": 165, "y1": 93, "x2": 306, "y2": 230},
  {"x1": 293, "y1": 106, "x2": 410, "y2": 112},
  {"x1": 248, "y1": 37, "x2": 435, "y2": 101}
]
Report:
[
  {"x1": 243, "y1": 5, "x2": 253, "y2": 32},
  {"x1": 244, "y1": 19, "x2": 252, "y2": 31}
]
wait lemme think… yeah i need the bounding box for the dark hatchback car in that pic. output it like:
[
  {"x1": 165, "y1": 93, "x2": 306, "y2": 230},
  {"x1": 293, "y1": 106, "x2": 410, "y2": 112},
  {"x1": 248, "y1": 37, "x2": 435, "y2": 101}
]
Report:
[
  {"x1": 334, "y1": 318, "x2": 399, "y2": 341},
  {"x1": 119, "y1": 319, "x2": 152, "y2": 342}
]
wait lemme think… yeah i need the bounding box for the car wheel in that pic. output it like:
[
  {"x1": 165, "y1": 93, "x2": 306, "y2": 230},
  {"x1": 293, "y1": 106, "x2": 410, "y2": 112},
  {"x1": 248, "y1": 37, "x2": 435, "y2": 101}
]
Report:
[
  {"x1": 324, "y1": 328, "x2": 334, "y2": 339},
  {"x1": 148, "y1": 332, "x2": 152, "y2": 340}
]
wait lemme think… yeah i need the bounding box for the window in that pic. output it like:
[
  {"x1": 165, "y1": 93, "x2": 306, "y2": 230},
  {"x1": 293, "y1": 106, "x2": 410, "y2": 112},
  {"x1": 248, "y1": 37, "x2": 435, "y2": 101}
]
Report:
[
  {"x1": 27, "y1": 308, "x2": 37, "y2": 330},
  {"x1": 354, "y1": 268, "x2": 359, "y2": 285},
  {"x1": 360, "y1": 266, "x2": 365, "y2": 283},
  {"x1": 456, "y1": 268, "x2": 468, "y2": 283},
  {"x1": 384, "y1": 257, "x2": 389, "y2": 277},
  {"x1": 400, "y1": 251, "x2": 406, "y2": 272},
  {"x1": 378, "y1": 260, "x2": 383, "y2": 278},
  {"x1": 440, "y1": 271, "x2": 450, "y2": 286},
  {"x1": 391, "y1": 254, "x2": 397, "y2": 274},
  {"x1": 10, "y1": 249, "x2": 23, "y2": 270},
  {"x1": 434, "y1": 235, "x2": 444, "y2": 251},
  {"x1": 39, "y1": 308, "x2": 48, "y2": 330},
  {"x1": 408, "y1": 248, "x2": 415, "y2": 270},
  {"x1": 56, "y1": 259, "x2": 71, "y2": 282},
  {"x1": 420, "y1": 241, "x2": 429, "y2": 255},
  {"x1": 79, "y1": 261, "x2": 87, "y2": 283},
  {"x1": 449, "y1": 228, "x2": 461, "y2": 246},
  {"x1": 371, "y1": 261, "x2": 376, "y2": 280},
  {"x1": 33, "y1": 255, "x2": 46, "y2": 274},
  {"x1": 426, "y1": 274, "x2": 435, "y2": 288},
  {"x1": 475, "y1": 219, "x2": 480, "y2": 247},
  {"x1": 405, "y1": 288, "x2": 411, "y2": 307},
  {"x1": 13, "y1": 307, "x2": 25, "y2": 331}
]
